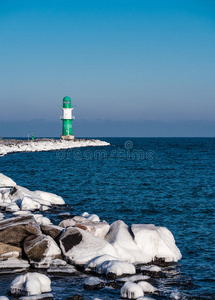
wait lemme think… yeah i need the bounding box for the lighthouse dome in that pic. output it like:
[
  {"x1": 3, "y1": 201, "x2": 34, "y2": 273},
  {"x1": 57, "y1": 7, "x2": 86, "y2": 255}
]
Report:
[{"x1": 63, "y1": 96, "x2": 71, "y2": 102}]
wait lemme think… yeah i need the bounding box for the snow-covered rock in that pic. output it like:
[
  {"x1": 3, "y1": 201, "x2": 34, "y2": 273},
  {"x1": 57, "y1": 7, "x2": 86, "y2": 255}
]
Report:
[
  {"x1": 41, "y1": 224, "x2": 63, "y2": 240},
  {"x1": 81, "y1": 212, "x2": 100, "y2": 222},
  {"x1": 121, "y1": 282, "x2": 144, "y2": 299},
  {"x1": 137, "y1": 281, "x2": 157, "y2": 293},
  {"x1": 5, "y1": 203, "x2": 20, "y2": 212},
  {"x1": 105, "y1": 220, "x2": 145, "y2": 263},
  {"x1": 83, "y1": 277, "x2": 105, "y2": 290},
  {"x1": 0, "y1": 296, "x2": 10, "y2": 300},
  {"x1": 23, "y1": 234, "x2": 61, "y2": 267},
  {"x1": 18, "y1": 293, "x2": 54, "y2": 300},
  {"x1": 0, "y1": 173, "x2": 16, "y2": 187},
  {"x1": 59, "y1": 227, "x2": 119, "y2": 265},
  {"x1": 85, "y1": 254, "x2": 120, "y2": 271},
  {"x1": 96, "y1": 260, "x2": 136, "y2": 277},
  {"x1": 34, "y1": 191, "x2": 65, "y2": 205},
  {"x1": 21, "y1": 197, "x2": 41, "y2": 211},
  {"x1": 140, "y1": 265, "x2": 161, "y2": 273},
  {"x1": 11, "y1": 272, "x2": 51, "y2": 296},
  {"x1": 0, "y1": 257, "x2": 30, "y2": 273},
  {"x1": 117, "y1": 275, "x2": 150, "y2": 283},
  {"x1": 131, "y1": 224, "x2": 182, "y2": 262}
]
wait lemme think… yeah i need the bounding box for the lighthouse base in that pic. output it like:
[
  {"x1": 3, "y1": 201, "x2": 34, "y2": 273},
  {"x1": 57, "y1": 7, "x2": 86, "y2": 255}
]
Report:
[{"x1": 61, "y1": 135, "x2": 75, "y2": 140}]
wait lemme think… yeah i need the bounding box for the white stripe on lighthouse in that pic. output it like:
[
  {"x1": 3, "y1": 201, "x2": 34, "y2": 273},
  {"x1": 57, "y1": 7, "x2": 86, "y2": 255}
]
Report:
[{"x1": 63, "y1": 108, "x2": 72, "y2": 119}]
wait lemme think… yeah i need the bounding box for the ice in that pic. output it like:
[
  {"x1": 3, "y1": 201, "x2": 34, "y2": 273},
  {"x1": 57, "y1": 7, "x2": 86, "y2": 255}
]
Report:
[
  {"x1": 117, "y1": 275, "x2": 150, "y2": 283},
  {"x1": 11, "y1": 272, "x2": 51, "y2": 295},
  {"x1": 121, "y1": 282, "x2": 144, "y2": 299},
  {"x1": 105, "y1": 220, "x2": 146, "y2": 263},
  {"x1": 5, "y1": 203, "x2": 20, "y2": 212},
  {"x1": 0, "y1": 297, "x2": 9, "y2": 300},
  {"x1": 131, "y1": 224, "x2": 182, "y2": 262},
  {"x1": 96, "y1": 260, "x2": 136, "y2": 276},
  {"x1": 50, "y1": 259, "x2": 67, "y2": 267},
  {"x1": 137, "y1": 281, "x2": 157, "y2": 293},
  {"x1": 47, "y1": 265, "x2": 77, "y2": 275},
  {"x1": 0, "y1": 139, "x2": 110, "y2": 156},
  {"x1": 13, "y1": 211, "x2": 32, "y2": 216},
  {"x1": 84, "y1": 277, "x2": 104, "y2": 286},
  {"x1": 0, "y1": 257, "x2": 30, "y2": 269},
  {"x1": 0, "y1": 173, "x2": 16, "y2": 187},
  {"x1": 19, "y1": 293, "x2": 54, "y2": 300},
  {"x1": 140, "y1": 265, "x2": 161, "y2": 272}
]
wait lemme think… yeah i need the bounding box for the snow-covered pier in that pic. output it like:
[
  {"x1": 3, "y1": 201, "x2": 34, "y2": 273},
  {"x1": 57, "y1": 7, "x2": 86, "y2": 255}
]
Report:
[{"x1": 0, "y1": 138, "x2": 110, "y2": 156}]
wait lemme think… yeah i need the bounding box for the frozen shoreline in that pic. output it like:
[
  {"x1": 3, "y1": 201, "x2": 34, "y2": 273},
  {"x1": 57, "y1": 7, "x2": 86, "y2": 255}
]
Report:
[{"x1": 0, "y1": 138, "x2": 110, "y2": 156}]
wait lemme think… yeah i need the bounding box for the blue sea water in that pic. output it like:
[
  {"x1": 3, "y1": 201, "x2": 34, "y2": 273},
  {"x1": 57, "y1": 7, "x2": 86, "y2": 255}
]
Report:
[{"x1": 0, "y1": 137, "x2": 215, "y2": 299}]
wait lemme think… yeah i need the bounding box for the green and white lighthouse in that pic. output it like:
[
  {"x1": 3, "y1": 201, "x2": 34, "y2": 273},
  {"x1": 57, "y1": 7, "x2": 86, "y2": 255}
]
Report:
[{"x1": 60, "y1": 96, "x2": 75, "y2": 140}]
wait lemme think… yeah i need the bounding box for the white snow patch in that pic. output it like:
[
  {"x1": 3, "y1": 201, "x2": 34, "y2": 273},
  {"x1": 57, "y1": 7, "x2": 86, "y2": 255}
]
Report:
[
  {"x1": 81, "y1": 212, "x2": 100, "y2": 222},
  {"x1": 121, "y1": 282, "x2": 144, "y2": 299},
  {"x1": 117, "y1": 275, "x2": 150, "y2": 283},
  {"x1": 33, "y1": 214, "x2": 51, "y2": 226},
  {"x1": 84, "y1": 277, "x2": 104, "y2": 286},
  {"x1": 85, "y1": 254, "x2": 120, "y2": 271},
  {"x1": 140, "y1": 265, "x2": 161, "y2": 272},
  {"x1": 0, "y1": 297, "x2": 10, "y2": 300},
  {"x1": 170, "y1": 291, "x2": 182, "y2": 299},
  {"x1": 0, "y1": 258, "x2": 30, "y2": 269},
  {"x1": 18, "y1": 293, "x2": 53, "y2": 300},
  {"x1": 96, "y1": 260, "x2": 136, "y2": 276},
  {"x1": 34, "y1": 191, "x2": 65, "y2": 205},
  {"x1": 11, "y1": 272, "x2": 51, "y2": 296}
]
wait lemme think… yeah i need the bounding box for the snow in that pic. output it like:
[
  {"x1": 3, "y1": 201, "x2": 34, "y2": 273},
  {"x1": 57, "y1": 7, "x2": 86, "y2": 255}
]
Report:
[
  {"x1": 81, "y1": 212, "x2": 101, "y2": 222},
  {"x1": 47, "y1": 266, "x2": 77, "y2": 274},
  {"x1": 121, "y1": 282, "x2": 144, "y2": 299},
  {"x1": 0, "y1": 139, "x2": 110, "y2": 156},
  {"x1": 34, "y1": 190, "x2": 65, "y2": 205},
  {"x1": 0, "y1": 258, "x2": 30, "y2": 269},
  {"x1": 0, "y1": 297, "x2": 9, "y2": 300},
  {"x1": 105, "y1": 220, "x2": 146, "y2": 263},
  {"x1": 5, "y1": 203, "x2": 20, "y2": 212},
  {"x1": 33, "y1": 214, "x2": 52, "y2": 225},
  {"x1": 0, "y1": 213, "x2": 5, "y2": 220},
  {"x1": 11, "y1": 272, "x2": 51, "y2": 296},
  {"x1": 95, "y1": 260, "x2": 136, "y2": 276},
  {"x1": 85, "y1": 254, "x2": 120, "y2": 271},
  {"x1": 137, "y1": 281, "x2": 157, "y2": 293},
  {"x1": 131, "y1": 224, "x2": 182, "y2": 262},
  {"x1": 170, "y1": 291, "x2": 182, "y2": 299},
  {"x1": 140, "y1": 265, "x2": 161, "y2": 272},
  {"x1": 21, "y1": 197, "x2": 41, "y2": 211},
  {"x1": 0, "y1": 173, "x2": 16, "y2": 187}
]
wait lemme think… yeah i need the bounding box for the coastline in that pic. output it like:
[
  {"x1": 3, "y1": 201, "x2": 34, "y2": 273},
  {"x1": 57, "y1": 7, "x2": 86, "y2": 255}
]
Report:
[{"x1": 0, "y1": 138, "x2": 110, "y2": 156}]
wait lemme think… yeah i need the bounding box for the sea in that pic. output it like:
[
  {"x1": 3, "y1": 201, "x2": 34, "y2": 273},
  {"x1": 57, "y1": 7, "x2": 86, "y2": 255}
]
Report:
[{"x1": 0, "y1": 137, "x2": 215, "y2": 299}]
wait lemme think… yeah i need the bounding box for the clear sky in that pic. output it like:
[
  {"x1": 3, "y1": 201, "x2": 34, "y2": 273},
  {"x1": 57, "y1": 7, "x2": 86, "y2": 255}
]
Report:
[{"x1": 0, "y1": 0, "x2": 215, "y2": 136}]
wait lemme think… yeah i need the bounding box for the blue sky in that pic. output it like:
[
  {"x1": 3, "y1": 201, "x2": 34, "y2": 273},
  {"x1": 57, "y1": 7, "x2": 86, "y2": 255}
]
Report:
[{"x1": 0, "y1": 1, "x2": 215, "y2": 136}]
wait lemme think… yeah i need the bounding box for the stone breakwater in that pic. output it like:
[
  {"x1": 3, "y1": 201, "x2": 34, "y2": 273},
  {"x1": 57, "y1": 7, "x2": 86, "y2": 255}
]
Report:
[
  {"x1": 0, "y1": 138, "x2": 110, "y2": 156},
  {"x1": 0, "y1": 174, "x2": 182, "y2": 300}
]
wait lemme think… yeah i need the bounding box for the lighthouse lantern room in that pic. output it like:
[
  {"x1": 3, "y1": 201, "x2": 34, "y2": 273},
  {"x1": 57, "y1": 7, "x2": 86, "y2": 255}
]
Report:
[{"x1": 60, "y1": 96, "x2": 75, "y2": 140}]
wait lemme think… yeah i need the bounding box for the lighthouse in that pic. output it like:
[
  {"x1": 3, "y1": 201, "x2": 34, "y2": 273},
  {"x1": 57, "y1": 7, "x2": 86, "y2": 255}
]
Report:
[{"x1": 60, "y1": 96, "x2": 75, "y2": 140}]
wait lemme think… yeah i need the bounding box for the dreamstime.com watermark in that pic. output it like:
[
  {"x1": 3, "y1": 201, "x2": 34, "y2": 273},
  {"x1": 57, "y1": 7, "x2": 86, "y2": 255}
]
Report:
[{"x1": 56, "y1": 141, "x2": 156, "y2": 161}]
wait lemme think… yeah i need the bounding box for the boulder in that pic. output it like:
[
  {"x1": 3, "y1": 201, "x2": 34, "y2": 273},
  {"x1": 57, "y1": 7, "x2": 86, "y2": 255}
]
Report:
[
  {"x1": 83, "y1": 276, "x2": 105, "y2": 290},
  {"x1": 41, "y1": 224, "x2": 63, "y2": 240},
  {"x1": 0, "y1": 242, "x2": 22, "y2": 258},
  {"x1": 131, "y1": 224, "x2": 182, "y2": 262},
  {"x1": 11, "y1": 272, "x2": 51, "y2": 296},
  {"x1": 0, "y1": 173, "x2": 16, "y2": 187},
  {"x1": 23, "y1": 234, "x2": 61, "y2": 267},
  {"x1": 121, "y1": 282, "x2": 144, "y2": 299},
  {"x1": 0, "y1": 215, "x2": 41, "y2": 246},
  {"x1": 105, "y1": 220, "x2": 145, "y2": 263},
  {"x1": 59, "y1": 227, "x2": 118, "y2": 265},
  {"x1": 0, "y1": 257, "x2": 30, "y2": 274}
]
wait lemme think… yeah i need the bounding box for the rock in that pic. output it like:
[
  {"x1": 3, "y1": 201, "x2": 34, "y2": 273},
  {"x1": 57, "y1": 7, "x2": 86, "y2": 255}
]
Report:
[
  {"x1": 0, "y1": 173, "x2": 16, "y2": 187},
  {"x1": 21, "y1": 196, "x2": 41, "y2": 211},
  {"x1": 5, "y1": 203, "x2": 20, "y2": 212},
  {"x1": 34, "y1": 190, "x2": 65, "y2": 205},
  {"x1": 58, "y1": 219, "x2": 76, "y2": 228},
  {"x1": 0, "y1": 215, "x2": 41, "y2": 246},
  {"x1": 75, "y1": 220, "x2": 110, "y2": 238},
  {"x1": 23, "y1": 234, "x2": 61, "y2": 267},
  {"x1": 0, "y1": 242, "x2": 22, "y2": 257},
  {"x1": 0, "y1": 257, "x2": 30, "y2": 274},
  {"x1": 11, "y1": 272, "x2": 51, "y2": 296},
  {"x1": 0, "y1": 297, "x2": 10, "y2": 300},
  {"x1": 83, "y1": 276, "x2": 105, "y2": 290},
  {"x1": 131, "y1": 224, "x2": 182, "y2": 263},
  {"x1": 121, "y1": 282, "x2": 144, "y2": 299},
  {"x1": 65, "y1": 296, "x2": 83, "y2": 300},
  {"x1": 0, "y1": 251, "x2": 20, "y2": 260},
  {"x1": 47, "y1": 265, "x2": 77, "y2": 275},
  {"x1": 59, "y1": 227, "x2": 118, "y2": 265},
  {"x1": 105, "y1": 220, "x2": 145, "y2": 263},
  {"x1": 41, "y1": 224, "x2": 63, "y2": 240},
  {"x1": 33, "y1": 215, "x2": 51, "y2": 226},
  {"x1": 85, "y1": 254, "x2": 120, "y2": 271},
  {"x1": 81, "y1": 212, "x2": 100, "y2": 222},
  {"x1": 137, "y1": 281, "x2": 157, "y2": 293},
  {"x1": 140, "y1": 265, "x2": 166, "y2": 278},
  {"x1": 95, "y1": 260, "x2": 136, "y2": 278},
  {"x1": 117, "y1": 275, "x2": 150, "y2": 284}
]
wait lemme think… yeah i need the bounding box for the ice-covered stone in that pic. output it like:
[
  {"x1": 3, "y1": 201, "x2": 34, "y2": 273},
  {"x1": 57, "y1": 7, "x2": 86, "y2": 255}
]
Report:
[
  {"x1": 0, "y1": 242, "x2": 22, "y2": 257},
  {"x1": 0, "y1": 250, "x2": 20, "y2": 260},
  {"x1": 83, "y1": 277, "x2": 105, "y2": 290},
  {"x1": 5, "y1": 203, "x2": 20, "y2": 212},
  {"x1": 0, "y1": 215, "x2": 41, "y2": 245},
  {"x1": 21, "y1": 197, "x2": 41, "y2": 211},
  {"x1": 121, "y1": 282, "x2": 144, "y2": 299},
  {"x1": 0, "y1": 173, "x2": 16, "y2": 187},
  {"x1": 85, "y1": 254, "x2": 120, "y2": 271},
  {"x1": 81, "y1": 212, "x2": 100, "y2": 222},
  {"x1": 75, "y1": 220, "x2": 110, "y2": 238},
  {"x1": 0, "y1": 296, "x2": 10, "y2": 300},
  {"x1": 41, "y1": 224, "x2": 63, "y2": 240},
  {"x1": 59, "y1": 227, "x2": 118, "y2": 265},
  {"x1": 19, "y1": 293, "x2": 53, "y2": 300},
  {"x1": 11, "y1": 272, "x2": 51, "y2": 296},
  {"x1": 34, "y1": 190, "x2": 65, "y2": 205},
  {"x1": 105, "y1": 220, "x2": 145, "y2": 263},
  {"x1": 131, "y1": 224, "x2": 182, "y2": 262},
  {"x1": 33, "y1": 215, "x2": 51, "y2": 226},
  {"x1": 140, "y1": 265, "x2": 161, "y2": 273},
  {"x1": 23, "y1": 234, "x2": 61, "y2": 267},
  {"x1": 59, "y1": 219, "x2": 76, "y2": 228},
  {"x1": 137, "y1": 281, "x2": 157, "y2": 293},
  {"x1": 96, "y1": 260, "x2": 136, "y2": 277},
  {"x1": 0, "y1": 257, "x2": 30, "y2": 273},
  {"x1": 117, "y1": 275, "x2": 150, "y2": 283}
]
